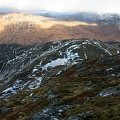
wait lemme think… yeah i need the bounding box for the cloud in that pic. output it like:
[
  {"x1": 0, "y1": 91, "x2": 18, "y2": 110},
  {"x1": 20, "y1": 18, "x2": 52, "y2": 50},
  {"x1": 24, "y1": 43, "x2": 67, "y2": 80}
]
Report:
[{"x1": 0, "y1": 0, "x2": 120, "y2": 13}]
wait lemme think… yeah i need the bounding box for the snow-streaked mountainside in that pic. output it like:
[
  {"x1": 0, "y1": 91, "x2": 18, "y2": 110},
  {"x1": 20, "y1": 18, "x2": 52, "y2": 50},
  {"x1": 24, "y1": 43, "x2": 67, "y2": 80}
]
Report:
[
  {"x1": 0, "y1": 8, "x2": 120, "y2": 25},
  {"x1": 0, "y1": 39, "x2": 120, "y2": 120},
  {"x1": 24, "y1": 10, "x2": 120, "y2": 25}
]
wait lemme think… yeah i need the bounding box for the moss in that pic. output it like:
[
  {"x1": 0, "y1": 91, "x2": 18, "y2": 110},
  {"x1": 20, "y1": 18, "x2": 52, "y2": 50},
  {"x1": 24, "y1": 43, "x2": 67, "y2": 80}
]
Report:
[
  {"x1": 1, "y1": 54, "x2": 120, "y2": 119},
  {"x1": 64, "y1": 96, "x2": 120, "y2": 120}
]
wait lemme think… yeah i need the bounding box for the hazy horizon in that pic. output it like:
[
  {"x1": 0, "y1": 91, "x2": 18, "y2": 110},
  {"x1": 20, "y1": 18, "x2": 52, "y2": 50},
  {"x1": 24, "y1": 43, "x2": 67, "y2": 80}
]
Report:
[{"x1": 0, "y1": 0, "x2": 120, "y2": 14}]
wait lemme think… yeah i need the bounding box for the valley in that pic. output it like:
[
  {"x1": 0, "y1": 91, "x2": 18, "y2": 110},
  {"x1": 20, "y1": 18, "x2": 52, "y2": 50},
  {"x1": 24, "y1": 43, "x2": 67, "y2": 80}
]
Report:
[{"x1": 0, "y1": 13, "x2": 120, "y2": 45}]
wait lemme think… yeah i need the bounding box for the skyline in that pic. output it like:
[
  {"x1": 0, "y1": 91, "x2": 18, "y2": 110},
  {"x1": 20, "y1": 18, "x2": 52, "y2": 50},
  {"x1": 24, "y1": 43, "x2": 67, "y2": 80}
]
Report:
[{"x1": 0, "y1": 0, "x2": 120, "y2": 13}]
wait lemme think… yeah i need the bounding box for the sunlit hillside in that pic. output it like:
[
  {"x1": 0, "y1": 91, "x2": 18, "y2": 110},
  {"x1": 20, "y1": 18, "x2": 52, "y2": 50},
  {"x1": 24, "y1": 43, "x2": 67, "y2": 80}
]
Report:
[
  {"x1": 0, "y1": 13, "x2": 97, "y2": 29},
  {"x1": 0, "y1": 13, "x2": 119, "y2": 44}
]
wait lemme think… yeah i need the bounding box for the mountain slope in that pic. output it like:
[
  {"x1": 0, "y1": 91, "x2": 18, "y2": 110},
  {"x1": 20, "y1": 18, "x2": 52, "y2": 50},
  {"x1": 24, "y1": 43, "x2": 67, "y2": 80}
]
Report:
[
  {"x1": 0, "y1": 39, "x2": 120, "y2": 120},
  {"x1": 0, "y1": 13, "x2": 120, "y2": 45}
]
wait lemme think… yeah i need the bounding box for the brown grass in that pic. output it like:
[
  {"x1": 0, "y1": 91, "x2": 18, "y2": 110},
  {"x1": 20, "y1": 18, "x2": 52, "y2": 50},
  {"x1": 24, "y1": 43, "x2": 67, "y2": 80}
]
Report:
[{"x1": 0, "y1": 13, "x2": 120, "y2": 45}]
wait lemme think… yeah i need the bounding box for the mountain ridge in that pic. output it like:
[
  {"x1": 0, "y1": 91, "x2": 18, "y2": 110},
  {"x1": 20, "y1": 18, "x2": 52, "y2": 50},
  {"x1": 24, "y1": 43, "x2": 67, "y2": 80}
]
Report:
[{"x1": 0, "y1": 39, "x2": 120, "y2": 120}]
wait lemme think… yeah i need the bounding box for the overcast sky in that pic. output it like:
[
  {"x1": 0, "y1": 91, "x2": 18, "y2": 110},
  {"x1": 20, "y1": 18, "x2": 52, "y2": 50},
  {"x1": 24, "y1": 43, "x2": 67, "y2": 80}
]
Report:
[{"x1": 0, "y1": 0, "x2": 120, "y2": 13}]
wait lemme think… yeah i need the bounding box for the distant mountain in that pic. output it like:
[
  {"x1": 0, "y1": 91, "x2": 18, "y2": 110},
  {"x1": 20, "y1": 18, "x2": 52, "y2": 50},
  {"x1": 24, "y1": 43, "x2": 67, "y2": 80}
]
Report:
[
  {"x1": 30, "y1": 11, "x2": 120, "y2": 26},
  {"x1": 0, "y1": 8, "x2": 120, "y2": 25},
  {"x1": 98, "y1": 13, "x2": 120, "y2": 25},
  {"x1": 46, "y1": 12, "x2": 120, "y2": 25},
  {"x1": 50, "y1": 12, "x2": 101, "y2": 22},
  {"x1": 0, "y1": 13, "x2": 120, "y2": 45},
  {"x1": 0, "y1": 7, "x2": 19, "y2": 14},
  {"x1": 25, "y1": 10, "x2": 120, "y2": 25}
]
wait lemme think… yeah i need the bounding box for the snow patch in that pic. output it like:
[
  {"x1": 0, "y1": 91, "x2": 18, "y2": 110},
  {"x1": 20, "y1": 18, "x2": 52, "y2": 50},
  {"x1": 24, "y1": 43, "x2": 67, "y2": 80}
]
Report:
[
  {"x1": 1, "y1": 80, "x2": 23, "y2": 98},
  {"x1": 42, "y1": 58, "x2": 67, "y2": 71},
  {"x1": 84, "y1": 53, "x2": 87, "y2": 59},
  {"x1": 117, "y1": 50, "x2": 120, "y2": 54},
  {"x1": 94, "y1": 41, "x2": 112, "y2": 56},
  {"x1": 32, "y1": 68, "x2": 38, "y2": 73},
  {"x1": 106, "y1": 68, "x2": 113, "y2": 71},
  {"x1": 99, "y1": 86, "x2": 120, "y2": 97},
  {"x1": 28, "y1": 77, "x2": 42, "y2": 89}
]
